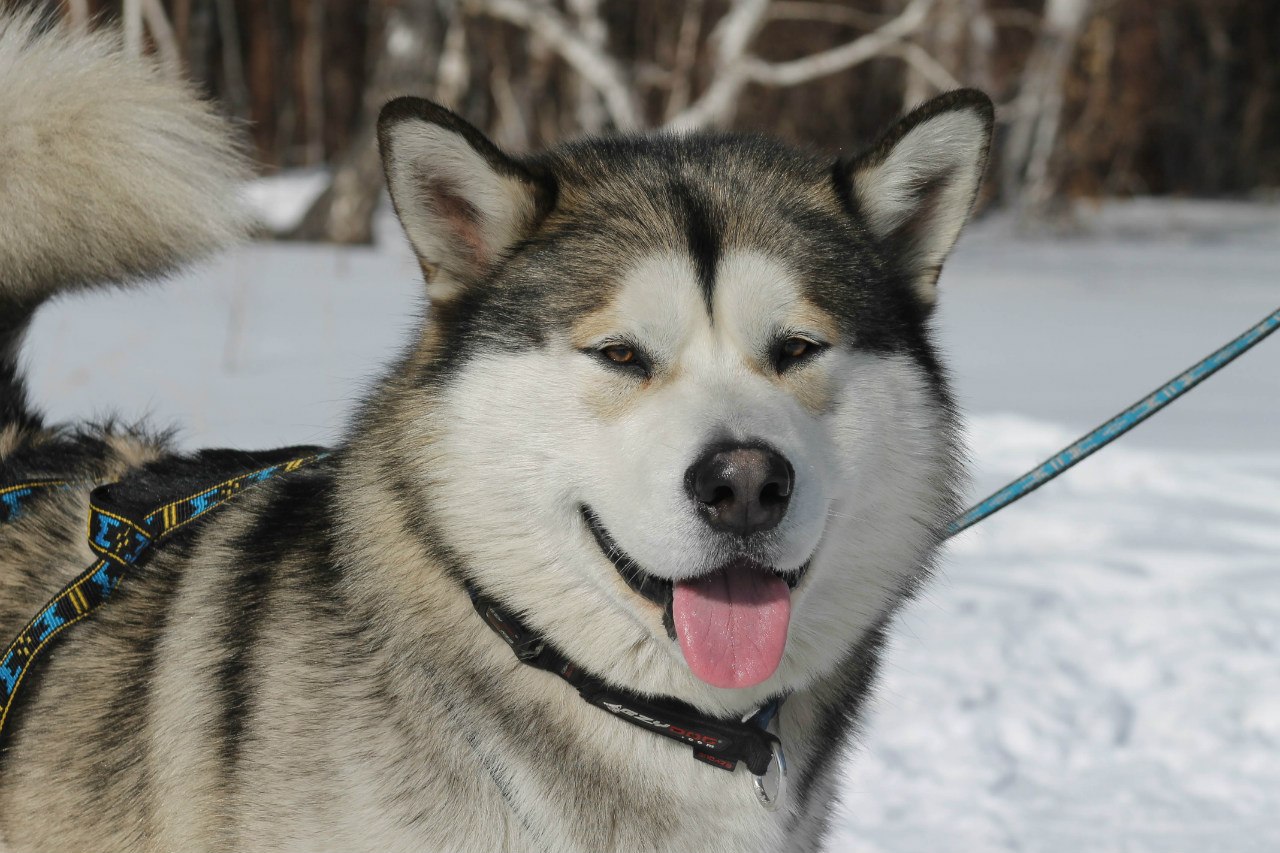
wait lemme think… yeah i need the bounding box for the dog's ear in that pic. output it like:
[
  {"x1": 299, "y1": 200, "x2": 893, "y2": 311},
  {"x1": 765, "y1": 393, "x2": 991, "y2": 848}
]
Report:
[
  {"x1": 378, "y1": 97, "x2": 554, "y2": 303},
  {"x1": 840, "y1": 89, "x2": 993, "y2": 307}
]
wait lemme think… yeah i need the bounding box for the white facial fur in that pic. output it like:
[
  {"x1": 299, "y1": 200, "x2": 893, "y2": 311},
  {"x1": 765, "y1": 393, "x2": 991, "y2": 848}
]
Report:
[{"x1": 416, "y1": 249, "x2": 956, "y2": 714}]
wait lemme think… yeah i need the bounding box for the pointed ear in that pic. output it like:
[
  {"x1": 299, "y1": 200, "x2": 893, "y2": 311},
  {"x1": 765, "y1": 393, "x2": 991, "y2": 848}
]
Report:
[
  {"x1": 377, "y1": 97, "x2": 555, "y2": 302},
  {"x1": 841, "y1": 89, "x2": 994, "y2": 306}
]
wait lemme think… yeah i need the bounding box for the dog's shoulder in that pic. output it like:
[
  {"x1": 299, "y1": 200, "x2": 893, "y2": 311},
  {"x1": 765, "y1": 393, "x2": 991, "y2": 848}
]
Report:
[{"x1": 0, "y1": 438, "x2": 340, "y2": 849}]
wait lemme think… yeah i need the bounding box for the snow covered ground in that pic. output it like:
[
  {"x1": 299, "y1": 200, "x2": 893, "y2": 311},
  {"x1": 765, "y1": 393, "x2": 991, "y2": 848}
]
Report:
[
  {"x1": 23, "y1": 200, "x2": 1280, "y2": 851},
  {"x1": 833, "y1": 211, "x2": 1280, "y2": 853}
]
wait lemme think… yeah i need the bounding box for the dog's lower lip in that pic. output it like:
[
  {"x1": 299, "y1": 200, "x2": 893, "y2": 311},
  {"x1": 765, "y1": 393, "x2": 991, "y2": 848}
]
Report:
[
  {"x1": 582, "y1": 506, "x2": 672, "y2": 608},
  {"x1": 580, "y1": 506, "x2": 810, "y2": 610}
]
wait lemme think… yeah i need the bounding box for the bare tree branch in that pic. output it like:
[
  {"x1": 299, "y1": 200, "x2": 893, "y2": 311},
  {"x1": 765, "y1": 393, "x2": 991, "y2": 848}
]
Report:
[
  {"x1": 663, "y1": 0, "x2": 705, "y2": 121},
  {"x1": 123, "y1": 0, "x2": 143, "y2": 56},
  {"x1": 901, "y1": 0, "x2": 962, "y2": 107},
  {"x1": 743, "y1": 0, "x2": 936, "y2": 88},
  {"x1": 888, "y1": 40, "x2": 962, "y2": 93},
  {"x1": 435, "y1": 13, "x2": 470, "y2": 107},
  {"x1": 1003, "y1": 0, "x2": 1094, "y2": 209},
  {"x1": 668, "y1": 0, "x2": 939, "y2": 129},
  {"x1": 143, "y1": 0, "x2": 181, "y2": 73},
  {"x1": 666, "y1": 0, "x2": 771, "y2": 130},
  {"x1": 490, "y1": 52, "x2": 530, "y2": 150},
  {"x1": 965, "y1": 0, "x2": 997, "y2": 94},
  {"x1": 566, "y1": 0, "x2": 608, "y2": 133},
  {"x1": 635, "y1": 61, "x2": 676, "y2": 89},
  {"x1": 290, "y1": 1, "x2": 444, "y2": 244},
  {"x1": 465, "y1": 0, "x2": 642, "y2": 130},
  {"x1": 61, "y1": 0, "x2": 90, "y2": 30}
]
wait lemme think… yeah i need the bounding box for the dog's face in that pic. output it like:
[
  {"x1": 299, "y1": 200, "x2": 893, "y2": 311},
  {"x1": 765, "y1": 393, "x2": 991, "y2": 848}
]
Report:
[{"x1": 378, "y1": 93, "x2": 992, "y2": 713}]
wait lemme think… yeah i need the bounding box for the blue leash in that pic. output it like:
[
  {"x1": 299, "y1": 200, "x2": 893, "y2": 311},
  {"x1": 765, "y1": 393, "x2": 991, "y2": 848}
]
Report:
[{"x1": 947, "y1": 307, "x2": 1280, "y2": 538}]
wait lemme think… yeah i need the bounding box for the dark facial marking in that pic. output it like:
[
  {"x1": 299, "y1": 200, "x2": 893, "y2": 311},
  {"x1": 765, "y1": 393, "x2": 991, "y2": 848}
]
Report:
[{"x1": 668, "y1": 180, "x2": 720, "y2": 317}]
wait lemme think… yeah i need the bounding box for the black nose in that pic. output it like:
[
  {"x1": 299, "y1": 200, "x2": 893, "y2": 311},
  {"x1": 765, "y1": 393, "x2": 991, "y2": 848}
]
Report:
[{"x1": 685, "y1": 443, "x2": 794, "y2": 537}]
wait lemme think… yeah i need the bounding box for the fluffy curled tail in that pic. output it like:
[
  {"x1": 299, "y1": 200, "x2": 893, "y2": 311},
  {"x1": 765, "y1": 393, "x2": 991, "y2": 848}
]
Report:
[{"x1": 0, "y1": 10, "x2": 251, "y2": 430}]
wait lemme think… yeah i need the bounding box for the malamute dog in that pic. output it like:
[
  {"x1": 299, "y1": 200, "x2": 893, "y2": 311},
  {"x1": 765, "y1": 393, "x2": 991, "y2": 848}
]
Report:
[{"x1": 0, "y1": 11, "x2": 991, "y2": 852}]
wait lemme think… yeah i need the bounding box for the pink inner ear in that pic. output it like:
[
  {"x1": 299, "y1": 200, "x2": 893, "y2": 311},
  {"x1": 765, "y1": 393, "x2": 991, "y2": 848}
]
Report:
[{"x1": 427, "y1": 180, "x2": 487, "y2": 271}]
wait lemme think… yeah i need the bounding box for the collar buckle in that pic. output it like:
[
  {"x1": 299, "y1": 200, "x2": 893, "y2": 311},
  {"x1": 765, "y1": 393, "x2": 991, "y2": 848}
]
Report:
[
  {"x1": 752, "y1": 737, "x2": 787, "y2": 811},
  {"x1": 513, "y1": 637, "x2": 545, "y2": 662},
  {"x1": 747, "y1": 703, "x2": 788, "y2": 811}
]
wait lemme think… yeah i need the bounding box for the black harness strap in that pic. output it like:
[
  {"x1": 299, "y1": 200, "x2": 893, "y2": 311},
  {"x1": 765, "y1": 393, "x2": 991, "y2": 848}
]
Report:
[
  {"x1": 0, "y1": 447, "x2": 326, "y2": 742},
  {"x1": 469, "y1": 586, "x2": 782, "y2": 776}
]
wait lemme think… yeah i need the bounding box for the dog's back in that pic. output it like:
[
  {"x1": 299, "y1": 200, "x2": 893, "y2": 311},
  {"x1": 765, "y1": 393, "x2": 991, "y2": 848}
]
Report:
[{"x1": 0, "y1": 12, "x2": 251, "y2": 848}]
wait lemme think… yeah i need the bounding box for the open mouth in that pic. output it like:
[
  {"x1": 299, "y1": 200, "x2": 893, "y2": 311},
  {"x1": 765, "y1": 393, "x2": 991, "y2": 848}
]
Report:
[
  {"x1": 581, "y1": 506, "x2": 810, "y2": 689},
  {"x1": 581, "y1": 507, "x2": 808, "y2": 605},
  {"x1": 583, "y1": 507, "x2": 675, "y2": 609}
]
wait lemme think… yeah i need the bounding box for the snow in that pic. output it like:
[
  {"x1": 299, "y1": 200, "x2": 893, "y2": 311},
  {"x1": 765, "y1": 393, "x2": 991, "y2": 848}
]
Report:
[
  {"x1": 23, "y1": 200, "x2": 1280, "y2": 851},
  {"x1": 835, "y1": 208, "x2": 1280, "y2": 852},
  {"x1": 242, "y1": 167, "x2": 331, "y2": 233},
  {"x1": 832, "y1": 421, "x2": 1280, "y2": 852}
]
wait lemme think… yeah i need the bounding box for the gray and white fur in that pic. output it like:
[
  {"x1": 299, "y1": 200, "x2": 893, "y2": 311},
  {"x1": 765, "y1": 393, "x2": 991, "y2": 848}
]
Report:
[{"x1": 0, "y1": 11, "x2": 992, "y2": 852}]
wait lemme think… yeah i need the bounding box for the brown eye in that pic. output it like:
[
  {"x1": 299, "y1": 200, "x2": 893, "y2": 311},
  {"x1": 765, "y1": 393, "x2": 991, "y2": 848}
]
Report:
[
  {"x1": 593, "y1": 342, "x2": 650, "y2": 376},
  {"x1": 601, "y1": 344, "x2": 636, "y2": 365},
  {"x1": 781, "y1": 338, "x2": 811, "y2": 359},
  {"x1": 775, "y1": 336, "x2": 826, "y2": 371}
]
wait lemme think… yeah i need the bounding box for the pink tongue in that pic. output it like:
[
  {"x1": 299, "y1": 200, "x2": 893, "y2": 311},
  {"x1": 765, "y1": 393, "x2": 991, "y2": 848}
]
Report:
[{"x1": 672, "y1": 562, "x2": 791, "y2": 689}]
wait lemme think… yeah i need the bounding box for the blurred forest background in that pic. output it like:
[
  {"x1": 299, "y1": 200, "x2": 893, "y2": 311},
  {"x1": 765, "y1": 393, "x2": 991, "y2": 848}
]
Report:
[{"x1": 29, "y1": 0, "x2": 1280, "y2": 242}]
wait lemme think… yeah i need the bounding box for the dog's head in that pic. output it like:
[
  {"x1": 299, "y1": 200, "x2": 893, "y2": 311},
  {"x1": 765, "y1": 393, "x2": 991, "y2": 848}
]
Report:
[{"x1": 377, "y1": 92, "x2": 991, "y2": 713}]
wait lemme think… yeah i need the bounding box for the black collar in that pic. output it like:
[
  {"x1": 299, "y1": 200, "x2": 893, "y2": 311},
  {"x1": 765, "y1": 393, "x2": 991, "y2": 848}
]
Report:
[{"x1": 467, "y1": 585, "x2": 784, "y2": 778}]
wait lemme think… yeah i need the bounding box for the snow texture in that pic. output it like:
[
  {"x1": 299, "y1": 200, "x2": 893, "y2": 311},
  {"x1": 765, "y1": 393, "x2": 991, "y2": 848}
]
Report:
[
  {"x1": 242, "y1": 167, "x2": 331, "y2": 233},
  {"x1": 22, "y1": 197, "x2": 1280, "y2": 852}
]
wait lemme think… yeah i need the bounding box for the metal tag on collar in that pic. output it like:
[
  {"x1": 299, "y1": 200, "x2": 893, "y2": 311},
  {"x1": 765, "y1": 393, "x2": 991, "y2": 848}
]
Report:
[
  {"x1": 753, "y1": 738, "x2": 787, "y2": 811},
  {"x1": 745, "y1": 701, "x2": 787, "y2": 811},
  {"x1": 513, "y1": 637, "x2": 545, "y2": 661}
]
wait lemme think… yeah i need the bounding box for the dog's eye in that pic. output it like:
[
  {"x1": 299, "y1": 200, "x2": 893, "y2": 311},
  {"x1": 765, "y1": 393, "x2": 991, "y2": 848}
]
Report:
[
  {"x1": 775, "y1": 336, "x2": 826, "y2": 371},
  {"x1": 781, "y1": 338, "x2": 812, "y2": 359},
  {"x1": 589, "y1": 342, "x2": 650, "y2": 377},
  {"x1": 601, "y1": 344, "x2": 637, "y2": 365}
]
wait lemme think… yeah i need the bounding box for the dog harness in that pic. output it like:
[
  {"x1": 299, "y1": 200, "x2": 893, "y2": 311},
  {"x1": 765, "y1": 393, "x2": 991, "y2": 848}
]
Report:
[
  {"x1": 0, "y1": 447, "x2": 788, "y2": 810},
  {"x1": 0, "y1": 447, "x2": 327, "y2": 745}
]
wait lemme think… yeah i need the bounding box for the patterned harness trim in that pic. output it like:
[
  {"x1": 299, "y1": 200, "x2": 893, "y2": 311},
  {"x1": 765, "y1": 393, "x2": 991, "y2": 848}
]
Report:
[
  {"x1": 0, "y1": 450, "x2": 327, "y2": 741},
  {"x1": 0, "y1": 480, "x2": 70, "y2": 524}
]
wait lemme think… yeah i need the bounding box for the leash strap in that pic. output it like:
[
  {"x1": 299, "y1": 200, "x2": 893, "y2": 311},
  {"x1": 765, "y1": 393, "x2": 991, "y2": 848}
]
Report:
[
  {"x1": 948, "y1": 306, "x2": 1280, "y2": 537},
  {"x1": 0, "y1": 448, "x2": 327, "y2": 741},
  {"x1": 469, "y1": 586, "x2": 782, "y2": 776}
]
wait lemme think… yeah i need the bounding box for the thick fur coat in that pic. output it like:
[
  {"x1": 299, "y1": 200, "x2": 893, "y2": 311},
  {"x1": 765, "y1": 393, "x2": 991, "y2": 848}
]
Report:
[{"x1": 0, "y1": 12, "x2": 992, "y2": 852}]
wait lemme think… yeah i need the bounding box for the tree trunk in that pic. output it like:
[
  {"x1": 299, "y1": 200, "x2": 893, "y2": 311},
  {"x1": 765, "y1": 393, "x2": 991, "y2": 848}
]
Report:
[
  {"x1": 288, "y1": 0, "x2": 442, "y2": 244},
  {"x1": 1000, "y1": 0, "x2": 1094, "y2": 213}
]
